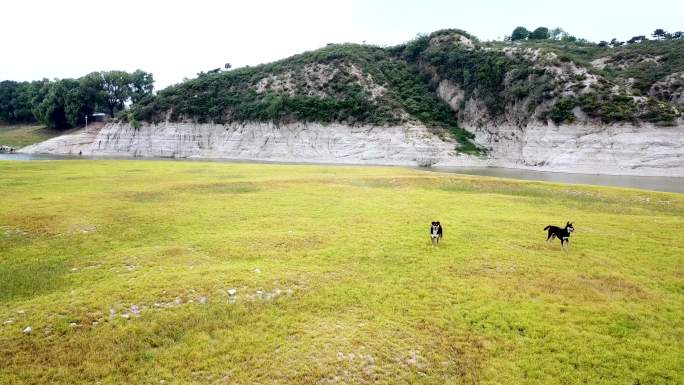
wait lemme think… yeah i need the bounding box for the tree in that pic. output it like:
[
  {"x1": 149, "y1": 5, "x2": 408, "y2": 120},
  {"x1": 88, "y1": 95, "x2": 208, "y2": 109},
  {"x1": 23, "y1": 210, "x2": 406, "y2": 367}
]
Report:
[
  {"x1": 129, "y1": 70, "x2": 154, "y2": 103},
  {"x1": 224, "y1": 63, "x2": 232, "y2": 70},
  {"x1": 627, "y1": 35, "x2": 647, "y2": 44},
  {"x1": 529, "y1": 27, "x2": 550, "y2": 40},
  {"x1": 673, "y1": 31, "x2": 684, "y2": 39},
  {"x1": 511, "y1": 26, "x2": 529, "y2": 41},
  {"x1": 598, "y1": 41, "x2": 610, "y2": 48},
  {"x1": 0, "y1": 81, "x2": 19, "y2": 123},
  {"x1": 96, "y1": 70, "x2": 153, "y2": 116},
  {"x1": 13, "y1": 82, "x2": 36, "y2": 122},
  {"x1": 2, "y1": 70, "x2": 155, "y2": 129},
  {"x1": 610, "y1": 38, "x2": 624, "y2": 47},
  {"x1": 549, "y1": 27, "x2": 568, "y2": 40},
  {"x1": 0, "y1": 81, "x2": 34, "y2": 123},
  {"x1": 652, "y1": 29, "x2": 667, "y2": 40},
  {"x1": 32, "y1": 79, "x2": 78, "y2": 128}
]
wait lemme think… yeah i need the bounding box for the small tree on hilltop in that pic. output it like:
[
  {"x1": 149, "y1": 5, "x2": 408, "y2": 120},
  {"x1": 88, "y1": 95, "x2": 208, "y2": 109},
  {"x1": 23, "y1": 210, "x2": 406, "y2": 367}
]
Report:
[
  {"x1": 598, "y1": 41, "x2": 610, "y2": 48},
  {"x1": 610, "y1": 38, "x2": 624, "y2": 47},
  {"x1": 511, "y1": 26, "x2": 529, "y2": 41},
  {"x1": 627, "y1": 35, "x2": 647, "y2": 44},
  {"x1": 549, "y1": 27, "x2": 568, "y2": 40},
  {"x1": 652, "y1": 29, "x2": 667, "y2": 40},
  {"x1": 529, "y1": 27, "x2": 550, "y2": 40}
]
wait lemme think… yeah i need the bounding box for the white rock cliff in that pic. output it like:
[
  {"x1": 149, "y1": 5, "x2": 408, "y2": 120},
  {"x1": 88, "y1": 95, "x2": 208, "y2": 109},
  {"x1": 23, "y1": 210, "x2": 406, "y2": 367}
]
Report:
[
  {"x1": 19, "y1": 122, "x2": 481, "y2": 167},
  {"x1": 19, "y1": 120, "x2": 684, "y2": 176}
]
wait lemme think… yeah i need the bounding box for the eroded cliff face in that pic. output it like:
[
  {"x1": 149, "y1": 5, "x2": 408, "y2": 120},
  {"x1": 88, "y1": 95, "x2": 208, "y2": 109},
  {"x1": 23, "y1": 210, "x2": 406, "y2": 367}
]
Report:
[
  {"x1": 20, "y1": 122, "x2": 482, "y2": 167},
  {"x1": 470, "y1": 120, "x2": 684, "y2": 175},
  {"x1": 20, "y1": 119, "x2": 684, "y2": 176},
  {"x1": 430, "y1": 77, "x2": 684, "y2": 176}
]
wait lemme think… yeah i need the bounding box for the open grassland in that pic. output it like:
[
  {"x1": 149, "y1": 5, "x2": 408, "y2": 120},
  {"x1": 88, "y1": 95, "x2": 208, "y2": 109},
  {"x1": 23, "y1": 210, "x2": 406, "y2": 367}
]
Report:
[
  {"x1": 0, "y1": 160, "x2": 682, "y2": 385},
  {"x1": 0, "y1": 125, "x2": 61, "y2": 149}
]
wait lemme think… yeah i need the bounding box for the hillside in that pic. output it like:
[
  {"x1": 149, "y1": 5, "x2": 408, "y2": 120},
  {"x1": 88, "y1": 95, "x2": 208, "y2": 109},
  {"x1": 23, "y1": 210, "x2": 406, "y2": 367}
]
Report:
[
  {"x1": 128, "y1": 43, "x2": 478, "y2": 152},
  {"x1": 128, "y1": 29, "x2": 683, "y2": 148},
  {"x1": 19, "y1": 29, "x2": 684, "y2": 175}
]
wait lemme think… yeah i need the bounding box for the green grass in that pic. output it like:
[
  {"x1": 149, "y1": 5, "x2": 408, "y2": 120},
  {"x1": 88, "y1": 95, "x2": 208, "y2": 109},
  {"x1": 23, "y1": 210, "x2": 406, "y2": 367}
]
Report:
[
  {"x1": 0, "y1": 124, "x2": 60, "y2": 148},
  {"x1": 0, "y1": 160, "x2": 682, "y2": 385}
]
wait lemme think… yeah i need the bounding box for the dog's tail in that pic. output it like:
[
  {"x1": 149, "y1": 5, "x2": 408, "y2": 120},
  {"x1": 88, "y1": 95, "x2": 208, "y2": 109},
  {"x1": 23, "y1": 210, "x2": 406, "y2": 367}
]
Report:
[{"x1": 544, "y1": 225, "x2": 550, "y2": 230}]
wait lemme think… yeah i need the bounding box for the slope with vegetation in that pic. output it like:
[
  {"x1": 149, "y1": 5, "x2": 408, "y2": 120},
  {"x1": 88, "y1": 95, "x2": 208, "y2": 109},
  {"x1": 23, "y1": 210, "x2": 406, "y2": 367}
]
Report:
[
  {"x1": 128, "y1": 44, "x2": 478, "y2": 151},
  {"x1": 5, "y1": 26, "x2": 684, "y2": 161},
  {"x1": 124, "y1": 26, "x2": 683, "y2": 156},
  {"x1": 0, "y1": 124, "x2": 62, "y2": 149},
  {"x1": 402, "y1": 28, "x2": 684, "y2": 128}
]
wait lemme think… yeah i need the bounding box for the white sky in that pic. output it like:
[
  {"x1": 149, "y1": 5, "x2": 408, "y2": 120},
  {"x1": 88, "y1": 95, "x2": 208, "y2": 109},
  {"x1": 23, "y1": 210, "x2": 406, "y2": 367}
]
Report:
[{"x1": 1, "y1": 0, "x2": 682, "y2": 89}]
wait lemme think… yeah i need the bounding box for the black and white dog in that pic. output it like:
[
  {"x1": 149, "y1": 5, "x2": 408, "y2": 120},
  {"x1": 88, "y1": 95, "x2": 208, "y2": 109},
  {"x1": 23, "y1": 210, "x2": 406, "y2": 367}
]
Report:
[
  {"x1": 544, "y1": 222, "x2": 575, "y2": 250},
  {"x1": 430, "y1": 221, "x2": 443, "y2": 246}
]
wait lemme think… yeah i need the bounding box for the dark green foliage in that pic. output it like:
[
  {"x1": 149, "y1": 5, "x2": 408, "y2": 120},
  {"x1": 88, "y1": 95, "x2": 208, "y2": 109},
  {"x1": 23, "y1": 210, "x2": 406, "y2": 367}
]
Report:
[
  {"x1": 529, "y1": 27, "x2": 550, "y2": 40},
  {"x1": 627, "y1": 35, "x2": 647, "y2": 44},
  {"x1": 511, "y1": 27, "x2": 530, "y2": 41},
  {"x1": 0, "y1": 81, "x2": 35, "y2": 123},
  {"x1": 601, "y1": 39, "x2": 684, "y2": 96},
  {"x1": 652, "y1": 29, "x2": 667, "y2": 40},
  {"x1": 639, "y1": 99, "x2": 681, "y2": 124},
  {"x1": 548, "y1": 97, "x2": 577, "y2": 124},
  {"x1": 547, "y1": 92, "x2": 679, "y2": 125},
  {"x1": 31, "y1": 78, "x2": 91, "y2": 128},
  {"x1": 0, "y1": 71, "x2": 154, "y2": 129},
  {"x1": 415, "y1": 36, "x2": 554, "y2": 123}
]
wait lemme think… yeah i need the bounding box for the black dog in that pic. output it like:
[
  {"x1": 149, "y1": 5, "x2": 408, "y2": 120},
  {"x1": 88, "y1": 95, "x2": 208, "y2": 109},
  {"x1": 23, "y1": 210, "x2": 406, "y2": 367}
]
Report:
[
  {"x1": 430, "y1": 221, "x2": 443, "y2": 246},
  {"x1": 544, "y1": 222, "x2": 575, "y2": 250}
]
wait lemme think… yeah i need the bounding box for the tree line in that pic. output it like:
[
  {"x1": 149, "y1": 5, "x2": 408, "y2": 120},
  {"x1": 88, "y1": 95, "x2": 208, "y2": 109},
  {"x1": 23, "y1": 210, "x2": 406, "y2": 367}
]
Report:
[
  {"x1": 598, "y1": 29, "x2": 684, "y2": 48},
  {"x1": 0, "y1": 70, "x2": 153, "y2": 129},
  {"x1": 508, "y1": 26, "x2": 684, "y2": 47},
  {"x1": 508, "y1": 27, "x2": 583, "y2": 42}
]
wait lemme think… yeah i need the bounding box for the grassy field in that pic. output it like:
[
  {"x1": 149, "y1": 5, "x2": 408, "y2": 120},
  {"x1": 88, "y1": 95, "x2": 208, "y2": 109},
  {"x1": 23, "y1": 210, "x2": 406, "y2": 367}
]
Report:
[
  {"x1": 0, "y1": 160, "x2": 682, "y2": 385},
  {"x1": 0, "y1": 124, "x2": 61, "y2": 149}
]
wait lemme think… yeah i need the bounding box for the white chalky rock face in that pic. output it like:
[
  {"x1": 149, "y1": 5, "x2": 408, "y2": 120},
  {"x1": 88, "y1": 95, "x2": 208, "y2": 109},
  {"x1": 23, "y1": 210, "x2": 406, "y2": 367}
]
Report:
[
  {"x1": 18, "y1": 119, "x2": 684, "y2": 176},
  {"x1": 468, "y1": 121, "x2": 684, "y2": 176},
  {"x1": 19, "y1": 121, "x2": 480, "y2": 168}
]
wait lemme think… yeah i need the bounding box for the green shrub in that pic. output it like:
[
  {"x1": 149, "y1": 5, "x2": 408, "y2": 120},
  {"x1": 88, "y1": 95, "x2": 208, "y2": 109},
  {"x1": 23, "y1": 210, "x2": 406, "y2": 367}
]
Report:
[
  {"x1": 639, "y1": 99, "x2": 681, "y2": 124},
  {"x1": 548, "y1": 97, "x2": 578, "y2": 123}
]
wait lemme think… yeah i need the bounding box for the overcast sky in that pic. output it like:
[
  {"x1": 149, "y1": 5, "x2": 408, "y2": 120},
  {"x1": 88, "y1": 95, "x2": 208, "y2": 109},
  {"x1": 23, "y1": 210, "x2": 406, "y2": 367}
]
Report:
[{"x1": 1, "y1": 0, "x2": 682, "y2": 89}]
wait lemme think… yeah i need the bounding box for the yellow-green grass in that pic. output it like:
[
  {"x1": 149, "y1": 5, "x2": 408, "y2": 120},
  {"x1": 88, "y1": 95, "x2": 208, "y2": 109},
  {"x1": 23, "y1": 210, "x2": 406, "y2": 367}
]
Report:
[
  {"x1": 0, "y1": 160, "x2": 682, "y2": 385},
  {"x1": 0, "y1": 124, "x2": 61, "y2": 148}
]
